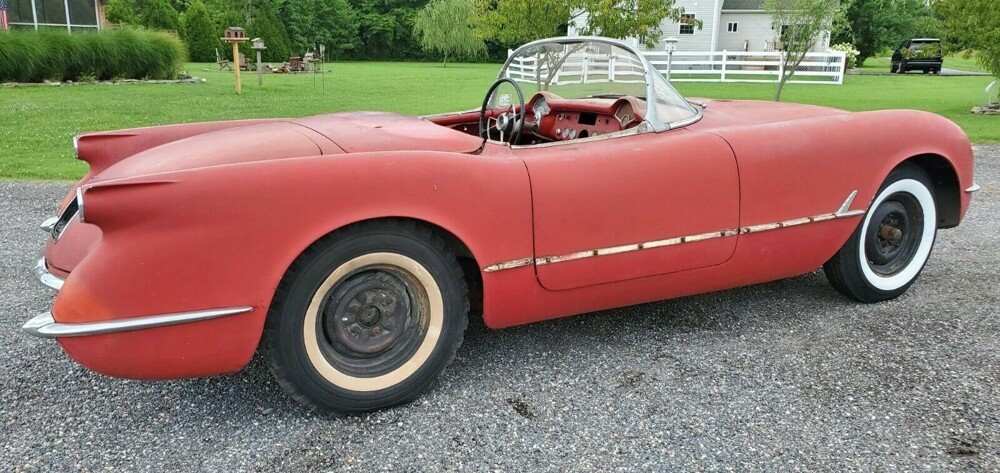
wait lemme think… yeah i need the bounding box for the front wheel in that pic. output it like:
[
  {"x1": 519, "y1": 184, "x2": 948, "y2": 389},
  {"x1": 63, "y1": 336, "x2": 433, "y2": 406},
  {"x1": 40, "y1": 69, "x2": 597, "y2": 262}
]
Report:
[
  {"x1": 263, "y1": 220, "x2": 469, "y2": 413},
  {"x1": 823, "y1": 164, "x2": 937, "y2": 302}
]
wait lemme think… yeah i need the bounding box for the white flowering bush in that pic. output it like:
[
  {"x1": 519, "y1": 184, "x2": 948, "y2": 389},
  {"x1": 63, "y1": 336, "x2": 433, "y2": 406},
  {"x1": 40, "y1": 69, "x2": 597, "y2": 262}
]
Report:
[{"x1": 831, "y1": 43, "x2": 860, "y2": 69}]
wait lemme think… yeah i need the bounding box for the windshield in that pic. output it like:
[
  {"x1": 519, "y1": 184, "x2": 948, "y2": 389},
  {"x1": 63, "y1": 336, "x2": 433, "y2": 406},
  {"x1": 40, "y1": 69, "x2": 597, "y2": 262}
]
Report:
[{"x1": 499, "y1": 38, "x2": 699, "y2": 130}]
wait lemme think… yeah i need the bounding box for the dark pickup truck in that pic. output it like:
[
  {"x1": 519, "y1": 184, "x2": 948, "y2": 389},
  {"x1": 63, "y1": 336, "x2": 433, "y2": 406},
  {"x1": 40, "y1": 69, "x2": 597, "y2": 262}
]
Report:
[{"x1": 891, "y1": 38, "x2": 943, "y2": 74}]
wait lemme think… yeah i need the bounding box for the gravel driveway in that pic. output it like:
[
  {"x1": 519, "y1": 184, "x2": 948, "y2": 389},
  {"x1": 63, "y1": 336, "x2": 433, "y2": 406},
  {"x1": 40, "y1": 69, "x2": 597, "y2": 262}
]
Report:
[{"x1": 2, "y1": 147, "x2": 998, "y2": 471}]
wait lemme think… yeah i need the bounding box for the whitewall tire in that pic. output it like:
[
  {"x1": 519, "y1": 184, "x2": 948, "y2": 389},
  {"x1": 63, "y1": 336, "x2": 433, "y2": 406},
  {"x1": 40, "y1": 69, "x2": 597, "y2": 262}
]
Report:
[
  {"x1": 824, "y1": 164, "x2": 938, "y2": 302},
  {"x1": 263, "y1": 220, "x2": 469, "y2": 413}
]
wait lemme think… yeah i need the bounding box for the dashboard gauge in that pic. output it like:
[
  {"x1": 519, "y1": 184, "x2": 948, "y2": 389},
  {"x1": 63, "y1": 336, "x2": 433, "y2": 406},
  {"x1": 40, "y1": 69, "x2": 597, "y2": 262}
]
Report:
[{"x1": 532, "y1": 98, "x2": 550, "y2": 119}]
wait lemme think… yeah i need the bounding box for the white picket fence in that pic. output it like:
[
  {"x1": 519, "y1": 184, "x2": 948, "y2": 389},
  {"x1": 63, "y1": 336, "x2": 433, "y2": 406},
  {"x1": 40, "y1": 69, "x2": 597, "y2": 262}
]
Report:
[
  {"x1": 646, "y1": 50, "x2": 846, "y2": 84},
  {"x1": 504, "y1": 50, "x2": 648, "y2": 86},
  {"x1": 505, "y1": 48, "x2": 847, "y2": 85}
]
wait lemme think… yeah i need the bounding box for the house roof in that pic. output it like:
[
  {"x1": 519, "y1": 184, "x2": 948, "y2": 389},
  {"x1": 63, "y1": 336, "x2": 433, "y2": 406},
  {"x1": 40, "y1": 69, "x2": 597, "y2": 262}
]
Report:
[{"x1": 722, "y1": 0, "x2": 765, "y2": 10}]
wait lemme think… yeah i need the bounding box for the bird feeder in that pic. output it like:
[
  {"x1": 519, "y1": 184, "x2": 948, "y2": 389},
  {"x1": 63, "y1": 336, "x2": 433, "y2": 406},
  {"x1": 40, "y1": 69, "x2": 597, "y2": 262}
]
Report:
[
  {"x1": 221, "y1": 27, "x2": 250, "y2": 95},
  {"x1": 663, "y1": 37, "x2": 679, "y2": 81},
  {"x1": 251, "y1": 38, "x2": 267, "y2": 86}
]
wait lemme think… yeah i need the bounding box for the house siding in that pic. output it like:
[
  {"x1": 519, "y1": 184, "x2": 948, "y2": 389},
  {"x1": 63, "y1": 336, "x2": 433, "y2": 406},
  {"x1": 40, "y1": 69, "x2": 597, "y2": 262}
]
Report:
[
  {"x1": 646, "y1": 0, "x2": 721, "y2": 52},
  {"x1": 569, "y1": 0, "x2": 831, "y2": 53},
  {"x1": 718, "y1": 12, "x2": 775, "y2": 52}
]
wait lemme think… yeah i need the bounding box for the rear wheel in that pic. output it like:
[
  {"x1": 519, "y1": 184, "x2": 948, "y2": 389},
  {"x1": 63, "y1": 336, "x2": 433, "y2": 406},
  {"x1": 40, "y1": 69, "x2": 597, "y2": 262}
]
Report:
[
  {"x1": 824, "y1": 164, "x2": 937, "y2": 302},
  {"x1": 263, "y1": 220, "x2": 469, "y2": 413}
]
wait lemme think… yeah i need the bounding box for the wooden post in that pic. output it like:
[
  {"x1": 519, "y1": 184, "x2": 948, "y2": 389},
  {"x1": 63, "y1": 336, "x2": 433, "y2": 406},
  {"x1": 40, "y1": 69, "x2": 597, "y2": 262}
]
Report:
[
  {"x1": 256, "y1": 50, "x2": 263, "y2": 86},
  {"x1": 232, "y1": 41, "x2": 242, "y2": 95},
  {"x1": 222, "y1": 28, "x2": 249, "y2": 95}
]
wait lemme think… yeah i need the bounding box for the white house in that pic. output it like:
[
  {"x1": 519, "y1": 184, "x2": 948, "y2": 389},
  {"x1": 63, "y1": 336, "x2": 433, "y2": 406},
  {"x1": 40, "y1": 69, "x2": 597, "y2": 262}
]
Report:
[{"x1": 569, "y1": 0, "x2": 832, "y2": 53}]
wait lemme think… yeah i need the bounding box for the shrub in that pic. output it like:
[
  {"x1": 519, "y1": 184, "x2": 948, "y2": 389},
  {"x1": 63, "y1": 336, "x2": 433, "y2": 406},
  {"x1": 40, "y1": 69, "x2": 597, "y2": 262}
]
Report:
[
  {"x1": 0, "y1": 29, "x2": 187, "y2": 83},
  {"x1": 831, "y1": 43, "x2": 860, "y2": 70}
]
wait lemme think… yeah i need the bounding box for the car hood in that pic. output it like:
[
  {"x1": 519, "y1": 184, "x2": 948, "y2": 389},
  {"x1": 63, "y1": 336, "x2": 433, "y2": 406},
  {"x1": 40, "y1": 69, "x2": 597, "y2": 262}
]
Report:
[
  {"x1": 93, "y1": 112, "x2": 482, "y2": 182},
  {"x1": 687, "y1": 99, "x2": 848, "y2": 132}
]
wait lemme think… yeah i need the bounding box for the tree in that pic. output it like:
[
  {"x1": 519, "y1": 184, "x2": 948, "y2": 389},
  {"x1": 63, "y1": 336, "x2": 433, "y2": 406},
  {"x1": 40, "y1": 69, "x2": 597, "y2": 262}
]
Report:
[
  {"x1": 282, "y1": 0, "x2": 359, "y2": 59},
  {"x1": 934, "y1": 0, "x2": 1000, "y2": 83},
  {"x1": 139, "y1": 0, "x2": 183, "y2": 33},
  {"x1": 832, "y1": 0, "x2": 941, "y2": 66},
  {"x1": 577, "y1": 0, "x2": 699, "y2": 47},
  {"x1": 763, "y1": 0, "x2": 840, "y2": 101},
  {"x1": 206, "y1": 0, "x2": 293, "y2": 61},
  {"x1": 474, "y1": 0, "x2": 696, "y2": 49},
  {"x1": 182, "y1": 0, "x2": 219, "y2": 62},
  {"x1": 105, "y1": 0, "x2": 138, "y2": 25},
  {"x1": 473, "y1": 0, "x2": 570, "y2": 47},
  {"x1": 349, "y1": 0, "x2": 430, "y2": 60},
  {"x1": 413, "y1": 0, "x2": 485, "y2": 66}
]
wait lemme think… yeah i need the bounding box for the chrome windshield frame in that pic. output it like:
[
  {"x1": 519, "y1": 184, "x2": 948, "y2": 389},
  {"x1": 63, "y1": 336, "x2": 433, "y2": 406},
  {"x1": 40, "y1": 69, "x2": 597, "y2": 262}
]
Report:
[{"x1": 498, "y1": 36, "x2": 701, "y2": 133}]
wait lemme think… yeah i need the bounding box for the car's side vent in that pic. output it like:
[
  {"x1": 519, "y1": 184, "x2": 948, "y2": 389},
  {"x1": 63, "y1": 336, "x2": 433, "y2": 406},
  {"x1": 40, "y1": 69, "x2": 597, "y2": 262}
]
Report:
[{"x1": 50, "y1": 196, "x2": 80, "y2": 242}]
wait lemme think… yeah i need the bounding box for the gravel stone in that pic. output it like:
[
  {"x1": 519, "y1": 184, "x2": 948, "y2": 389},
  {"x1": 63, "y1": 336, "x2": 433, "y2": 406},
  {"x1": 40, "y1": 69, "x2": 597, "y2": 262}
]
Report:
[{"x1": 1, "y1": 146, "x2": 998, "y2": 471}]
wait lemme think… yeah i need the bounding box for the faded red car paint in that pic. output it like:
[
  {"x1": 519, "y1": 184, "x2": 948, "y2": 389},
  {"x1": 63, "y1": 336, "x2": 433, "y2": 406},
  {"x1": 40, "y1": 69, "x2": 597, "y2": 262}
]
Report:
[{"x1": 39, "y1": 97, "x2": 974, "y2": 380}]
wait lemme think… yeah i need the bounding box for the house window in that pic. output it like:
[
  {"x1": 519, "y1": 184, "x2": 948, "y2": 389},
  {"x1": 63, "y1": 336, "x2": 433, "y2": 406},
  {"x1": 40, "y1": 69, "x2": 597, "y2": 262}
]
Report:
[
  {"x1": 727, "y1": 22, "x2": 738, "y2": 33},
  {"x1": 679, "y1": 14, "x2": 696, "y2": 35},
  {"x1": 8, "y1": 0, "x2": 101, "y2": 31}
]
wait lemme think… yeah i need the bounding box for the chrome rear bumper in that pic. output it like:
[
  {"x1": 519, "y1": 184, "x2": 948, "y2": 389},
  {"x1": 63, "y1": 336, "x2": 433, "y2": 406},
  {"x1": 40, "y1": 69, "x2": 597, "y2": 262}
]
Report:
[
  {"x1": 22, "y1": 307, "x2": 253, "y2": 339},
  {"x1": 36, "y1": 216, "x2": 65, "y2": 291},
  {"x1": 27, "y1": 216, "x2": 253, "y2": 339},
  {"x1": 34, "y1": 255, "x2": 65, "y2": 291}
]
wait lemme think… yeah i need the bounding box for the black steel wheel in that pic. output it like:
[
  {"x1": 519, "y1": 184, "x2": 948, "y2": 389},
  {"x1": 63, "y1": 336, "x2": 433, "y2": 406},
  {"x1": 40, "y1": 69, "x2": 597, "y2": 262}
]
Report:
[
  {"x1": 824, "y1": 164, "x2": 938, "y2": 302},
  {"x1": 263, "y1": 220, "x2": 469, "y2": 413}
]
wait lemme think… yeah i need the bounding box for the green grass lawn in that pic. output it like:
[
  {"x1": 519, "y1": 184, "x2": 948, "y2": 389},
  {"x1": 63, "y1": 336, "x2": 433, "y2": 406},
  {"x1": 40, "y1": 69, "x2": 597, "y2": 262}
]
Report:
[
  {"x1": 1, "y1": 61, "x2": 996, "y2": 180},
  {"x1": 862, "y1": 53, "x2": 988, "y2": 73}
]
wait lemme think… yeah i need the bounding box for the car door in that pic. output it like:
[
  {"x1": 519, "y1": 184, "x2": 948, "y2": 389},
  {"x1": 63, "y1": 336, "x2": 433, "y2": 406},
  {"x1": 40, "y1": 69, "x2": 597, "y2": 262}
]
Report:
[{"x1": 517, "y1": 129, "x2": 740, "y2": 291}]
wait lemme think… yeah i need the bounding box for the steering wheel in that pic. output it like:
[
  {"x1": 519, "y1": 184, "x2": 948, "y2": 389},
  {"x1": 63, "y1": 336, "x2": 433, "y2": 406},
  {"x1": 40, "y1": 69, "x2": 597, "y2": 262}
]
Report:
[{"x1": 479, "y1": 78, "x2": 525, "y2": 145}]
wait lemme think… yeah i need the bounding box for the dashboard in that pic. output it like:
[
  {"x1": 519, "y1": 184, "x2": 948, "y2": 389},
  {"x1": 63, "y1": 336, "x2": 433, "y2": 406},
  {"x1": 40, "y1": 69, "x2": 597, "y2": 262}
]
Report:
[
  {"x1": 527, "y1": 92, "x2": 645, "y2": 143},
  {"x1": 430, "y1": 91, "x2": 647, "y2": 144}
]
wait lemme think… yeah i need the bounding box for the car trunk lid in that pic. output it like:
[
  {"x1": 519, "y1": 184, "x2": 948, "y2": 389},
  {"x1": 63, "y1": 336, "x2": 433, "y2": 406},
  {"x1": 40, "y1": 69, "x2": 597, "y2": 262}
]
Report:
[{"x1": 292, "y1": 112, "x2": 483, "y2": 154}]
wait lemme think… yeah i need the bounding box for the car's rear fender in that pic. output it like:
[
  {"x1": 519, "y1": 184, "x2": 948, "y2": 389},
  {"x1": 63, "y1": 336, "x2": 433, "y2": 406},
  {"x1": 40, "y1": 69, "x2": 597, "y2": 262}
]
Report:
[
  {"x1": 73, "y1": 119, "x2": 286, "y2": 182},
  {"x1": 53, "y1": 149, "x2": 533, "y2": 378}
]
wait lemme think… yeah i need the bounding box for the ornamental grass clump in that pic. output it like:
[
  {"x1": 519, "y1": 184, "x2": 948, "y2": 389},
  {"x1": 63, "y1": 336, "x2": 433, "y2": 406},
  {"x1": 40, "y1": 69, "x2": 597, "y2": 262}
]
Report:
[{"x1": 0, "y1": 29, "x2": 186, "y2": 83}]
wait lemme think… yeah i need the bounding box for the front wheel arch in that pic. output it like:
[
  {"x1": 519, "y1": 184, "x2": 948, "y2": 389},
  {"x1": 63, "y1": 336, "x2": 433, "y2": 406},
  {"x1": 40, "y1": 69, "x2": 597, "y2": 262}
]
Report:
[{"x1": 900, "y1": 154, "x2": 961, "y2": 228}]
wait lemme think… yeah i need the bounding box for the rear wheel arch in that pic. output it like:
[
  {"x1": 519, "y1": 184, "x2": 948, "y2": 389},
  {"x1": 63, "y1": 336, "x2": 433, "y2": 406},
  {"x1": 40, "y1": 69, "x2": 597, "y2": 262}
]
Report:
[
  {"x1": 898, "y1": 154, "x2": 961, "y2": 228},
  {"x1": 270, "y1": 216, "x2": 484, "y2": 325},
  {"x1": 261, "y1": 216, "x2": 482, "y2": 412}
]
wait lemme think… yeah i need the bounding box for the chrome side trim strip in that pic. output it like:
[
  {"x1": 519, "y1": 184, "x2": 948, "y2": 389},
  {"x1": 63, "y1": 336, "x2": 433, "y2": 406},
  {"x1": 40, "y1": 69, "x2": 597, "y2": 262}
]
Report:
[
  {"x1": 738, "y1": 209, "x2": 862, "y2": 235},
  {"x1": 835, "y1": 190, "x2": 859, "y2": 216},
  {"x1": 487, "y1": 228, "x2": 739, "y2": 272},
  {"x1": 40, "y1": 216, "x2": 59, "y2": 233},
  {"x1": 481, "y1": 191, "x2": 866, "y2": 273},
  {"x1": 22, "y1": 306, "x2": 254, "y2": 339},
  {"x1": 33, "y1": 255, "x2": 64, "y2": 291},
  {"x1": 966, "y1": 183, "x2": 981, "y2": 193},
  {"x1": 482, "y1": 258, "x2": 534, "y2": 272}
]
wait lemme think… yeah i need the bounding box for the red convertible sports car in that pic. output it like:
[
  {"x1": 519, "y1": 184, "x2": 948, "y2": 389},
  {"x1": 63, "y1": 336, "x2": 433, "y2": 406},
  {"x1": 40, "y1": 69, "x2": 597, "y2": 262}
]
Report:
[{"x1": 23, "y1": 37, "x2": 978, "y2": 413}]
